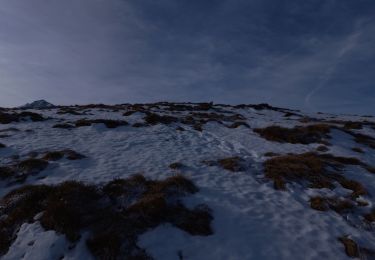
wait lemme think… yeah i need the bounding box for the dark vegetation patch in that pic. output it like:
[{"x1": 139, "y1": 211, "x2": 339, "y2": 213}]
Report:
[
  {"x1": 0, "y1": 167, "x2": 15, "y2": 180},
  {"x1": 0, "y1": 150, "x2": 84, "y2": 183},
  {"x1": 204, "y1": 157, "x2": 246, "y2": 172},
  {"x1": 144, "y1": 113, "x2": 178, "y2": 125},
  {"x1": 0, "y1": 111, "x2": 46, "y2": 124},
  {"x1": 189, "y1": 112, "x2": 245, "y2": 122},
  {"x1": 42, "y1": 150, "x2": 86, "y2": 161},
  {"x1": 75, "y1": 119, "x2": 129, "y2": 129},
  {"x1": 337, "y1": 236, "x2": 375, "y2": 259},
  {"x1": 343, "y1": 121, "x2": 363, "y2": 130},
  {"x1": 132, "y1": 122, "x2": 148, "y2": 128},
  {"x1": 364, "y1": 209, "x2": 375, "y2": 222},
  {"x1": 123, "y1": 110, "x2": 138, "y2": 116},
  {"x1": 309, "y1": 196, "x2": 354, "y2": 213},
  {"x1": 0, "y1": 175, "x2": 213, "y2": 258},
  {"x1": 0, "y1": 143, "x2": 6, "y2": 148},
  {"x1": 234, "y1": 103, "x2": 292, "y2": 112},
  {"x1": 345, "y1": 131, "x2": 375, "y2": 150},
  {"x1": 0, "y1": 159, "x2": 50, "y2": 183},
  {"x1": 0, "y1": 128, "x2": 20, "y2": 133},
  {"x1": 264, "y1": 152, "x2": 373, "y2": 193},
  {"x1": 218, "y1": 157, "x2": 245, "y2": 172},
  {"x1": 254, "y1": 124, "x2": 331, "y2": 144},
  {"x1": 338, "y1": 237, "x2": 359, "y2": 258},
  {"x1": 17, "y1": 159, "x2": 49, "y2": 176},
  {"x1": 351, "y1": 147, "x2": 364, "y2": 153},
  {"x1": 57, "y1": 109, "x2": 84, "y2": 115},
  {"x1": 169, "y1": 162, "x2": 185, "y2": 170},
  {"x1": 264, "y1": 152, "x2": 280, "y2": 157},
  {"x1": 228, "y1": 121, "x2": 250, "y2": 129},
  {"x1": 53, "y1": 123, "x2": 75, "y2": 129}
]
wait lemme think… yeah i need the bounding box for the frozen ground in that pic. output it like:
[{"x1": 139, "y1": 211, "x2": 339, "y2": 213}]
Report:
[{"x1": 0, "y1": 102, "x2": 374, "y2": 260}]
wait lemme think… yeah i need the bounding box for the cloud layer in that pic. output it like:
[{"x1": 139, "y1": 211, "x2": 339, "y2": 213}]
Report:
[{"x1": 0, "y1": 0, "x2": 374, "y2": 114}]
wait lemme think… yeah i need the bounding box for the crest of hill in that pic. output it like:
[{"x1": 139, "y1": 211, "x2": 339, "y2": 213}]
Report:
[{"x1": 20, "y1": 100, "x2": 55, "y2": 109}]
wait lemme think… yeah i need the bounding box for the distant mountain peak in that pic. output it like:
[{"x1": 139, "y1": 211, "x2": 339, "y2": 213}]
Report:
[{"x1": 20, "y1": 100, "x2": 55, "y2": 109}]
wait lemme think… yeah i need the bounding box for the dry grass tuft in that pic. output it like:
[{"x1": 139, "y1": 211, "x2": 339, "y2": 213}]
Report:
[
  {"x1": 254, "y1": 124, "x2": 331, "y2": 144},
  {"x1": 310, "y1": 197, "x2": 328, "y2": 211},
  {"x1": 338, "y1": 236, "x2": 359, "y2": 258},
  {"x1": 218, "y1": 157, "x2": 245, "y2": 172}
]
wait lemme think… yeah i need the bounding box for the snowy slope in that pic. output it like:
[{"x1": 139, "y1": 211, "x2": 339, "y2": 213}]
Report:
[{"x1": 0, "y1": 103, "x2": 375, "y2": 260}]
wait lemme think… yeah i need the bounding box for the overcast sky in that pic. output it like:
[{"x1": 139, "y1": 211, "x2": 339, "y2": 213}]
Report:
[{"x1": 0, "y1": 0, "x2": 374, "y2": 114}]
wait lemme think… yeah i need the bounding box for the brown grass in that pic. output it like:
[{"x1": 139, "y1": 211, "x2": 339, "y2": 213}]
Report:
[
  {"x1": 310, "y1": 197, "x2": 328, "y2": 211},
  {"x1": 338, "y1": 237, "x2": 359, "y2": 258},
  {"x1": 328, "y1": 198, "x2": 355, "y2": 214},
  {"x1": 263, "y1": 152, "x2": 371, "y2": 194},
  {"x1": 218, "y1": 157, "x2": 245, "y2": 172},
  {"x1": 0, "y1": 175, "x2": 212, "y2": 258},
  {"x1": 254, "y1": 124, "x2": 331, "y2": 144},
  {"x1": 339, "y1": 179, "x2": 367, "y2": 198}
]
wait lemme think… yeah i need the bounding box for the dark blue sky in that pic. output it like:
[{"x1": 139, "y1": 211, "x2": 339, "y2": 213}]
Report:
[{"x1": 0, "y1": 0, "x2": 374, "y2": 114}]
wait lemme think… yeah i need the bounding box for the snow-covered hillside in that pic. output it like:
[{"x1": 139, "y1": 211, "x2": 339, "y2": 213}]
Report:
[
  {"x1": 19, "y1": 100, "x2": 55, "y2": 110},
  {"x1": 0, "y1": 102, "x2": 375, "y2": 260}
]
